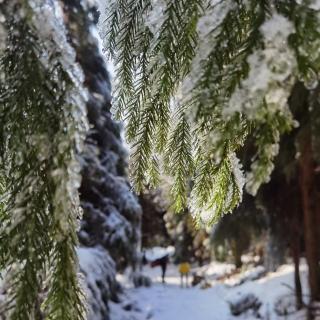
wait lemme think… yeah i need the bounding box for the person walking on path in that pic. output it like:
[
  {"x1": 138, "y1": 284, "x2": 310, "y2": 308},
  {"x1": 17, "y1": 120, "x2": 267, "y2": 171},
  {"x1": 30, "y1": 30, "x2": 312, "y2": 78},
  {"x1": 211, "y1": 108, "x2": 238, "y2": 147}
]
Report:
[
  {"x1": 179, "y1": 262, "x2": 191, "y2": 288},
  {"x1": 151, "y1": 254, "x2": 169, "y2": 283}
]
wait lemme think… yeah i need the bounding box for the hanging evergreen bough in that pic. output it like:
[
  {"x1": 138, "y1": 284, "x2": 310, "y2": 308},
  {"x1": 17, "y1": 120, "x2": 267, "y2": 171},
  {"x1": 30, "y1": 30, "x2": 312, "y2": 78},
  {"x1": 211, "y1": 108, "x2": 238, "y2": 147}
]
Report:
[
  {"x1": 0, "y1": 1, "x2": 88, "y2": 319},
  {"x1": 103, "y1": 0, "x2": 320, "y2": 224},
  {"x1": 104, "y1": 0, "x2": 204, "y2": 192}
]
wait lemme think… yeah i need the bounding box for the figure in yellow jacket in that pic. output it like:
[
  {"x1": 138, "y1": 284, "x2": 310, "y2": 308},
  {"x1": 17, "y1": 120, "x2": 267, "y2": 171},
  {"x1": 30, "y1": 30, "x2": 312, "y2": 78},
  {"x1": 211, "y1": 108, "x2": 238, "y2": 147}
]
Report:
[{"x1": 179, "y1": 262, "x2": 190, "y2": 288}]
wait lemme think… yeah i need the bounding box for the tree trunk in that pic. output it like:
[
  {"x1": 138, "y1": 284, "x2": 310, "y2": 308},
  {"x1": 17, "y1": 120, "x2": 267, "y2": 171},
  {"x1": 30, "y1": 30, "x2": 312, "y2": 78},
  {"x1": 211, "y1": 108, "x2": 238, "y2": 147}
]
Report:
[
  {"x1": 231, "y1": 239, "x2": 242, "y2": 269},
  {"x1": 299, "y1": 136, "x2": 320, "y2": 307},
  {"x1": 291, "y1": 233, "x2": 303, "y2": 310},
  {"x1": 286, "y1": 179, "x2": 303, "y2": 311},
  {"x1": 290, "y1": 199, "x2": 303, "y2": 311}
]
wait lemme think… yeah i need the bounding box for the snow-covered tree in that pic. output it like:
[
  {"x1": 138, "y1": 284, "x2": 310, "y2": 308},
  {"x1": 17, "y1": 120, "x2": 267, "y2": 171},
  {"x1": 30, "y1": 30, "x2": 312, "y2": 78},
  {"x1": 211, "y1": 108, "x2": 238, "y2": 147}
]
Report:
[{"x1": 78, "y1": 99, "x2": 142, "y2": 319}]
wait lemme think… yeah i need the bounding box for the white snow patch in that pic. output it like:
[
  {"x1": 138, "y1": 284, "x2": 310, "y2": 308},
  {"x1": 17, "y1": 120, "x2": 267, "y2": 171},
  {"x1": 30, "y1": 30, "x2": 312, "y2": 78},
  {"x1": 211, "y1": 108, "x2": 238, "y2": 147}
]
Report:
[
  {"x1": 310, "y1": 0, "x2": 320, "y2": 10},
  {"x1": 78, "y1": 247, "x2": 117, "y2": 320},
  {"x1": 225, "y1": 13, "x2": 296, "y2": 119},
  {"x1": 145, "y1": 246, "x2": 175, "y2": 262},
  {"x1": 144, "y1": 0, "x2": 166, "y2": 36},
  {"x1": 230, "y1": 152, "x2": 245, "y2": 198},
  {"x1": 114, "y1": 261, "x2": 310, "y2": 320}
]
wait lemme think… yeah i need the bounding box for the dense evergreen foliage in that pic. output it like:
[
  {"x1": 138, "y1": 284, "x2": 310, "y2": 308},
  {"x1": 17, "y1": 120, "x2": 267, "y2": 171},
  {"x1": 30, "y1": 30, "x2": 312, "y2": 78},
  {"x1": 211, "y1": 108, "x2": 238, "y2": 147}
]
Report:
[
  {"x1": 104, "y1": 0, "x2": 320, "y2": 224},
  {"x1": 0, "y1": 1, "x2": 88, "y2": 319}
]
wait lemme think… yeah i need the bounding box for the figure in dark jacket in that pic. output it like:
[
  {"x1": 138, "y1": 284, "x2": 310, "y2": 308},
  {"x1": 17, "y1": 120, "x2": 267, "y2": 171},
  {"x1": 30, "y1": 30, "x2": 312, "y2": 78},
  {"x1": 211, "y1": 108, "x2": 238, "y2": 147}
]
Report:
[{"x1": 151, "y1": 254, "x2": 169, "y2": 283}]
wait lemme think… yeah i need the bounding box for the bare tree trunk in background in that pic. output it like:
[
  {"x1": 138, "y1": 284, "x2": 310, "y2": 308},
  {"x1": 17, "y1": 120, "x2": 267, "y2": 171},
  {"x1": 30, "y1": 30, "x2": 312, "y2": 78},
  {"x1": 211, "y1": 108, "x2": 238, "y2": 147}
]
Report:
[
  {"x1": 286, "y1": 179, "x2": 303, "y2": 311},
  {"x1": 299, "y1": 135, "x2": 320, "y2": 317},
  {"x1": 291, "y1": 228, "x2": 303, "y2": 310},
  {"x1": 230, "y1": 239, "x2": 242, "y2": 269}
]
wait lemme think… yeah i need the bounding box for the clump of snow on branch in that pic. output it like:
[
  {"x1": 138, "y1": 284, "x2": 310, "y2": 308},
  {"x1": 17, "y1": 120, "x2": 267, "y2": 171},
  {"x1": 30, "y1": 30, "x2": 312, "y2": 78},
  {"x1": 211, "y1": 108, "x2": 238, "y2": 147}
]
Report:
[
  {"x1": 32, "y1": 1, "x2": 88, "y2": 95},
  {"x1": 195, "y1": 0, "x2": 234, "y2": 59},
  {"x1": 225, "y1": 13, "x2": 296, "y2": 120},
  {"x1": 144, "y1": 0, "x2": 166, "y2": 36},
  {"x1": 246, "y1": 161, "x2": 274, "y2": 197},
  {"x1": 230, "y1": 152, "x2": 245, "y2": 196},
  {"x1": 0, "y1": 13, "x2": 6, "y2": 51},
  {"x1": 309, "y1": 0, "x2": 320, "y2": 10}
]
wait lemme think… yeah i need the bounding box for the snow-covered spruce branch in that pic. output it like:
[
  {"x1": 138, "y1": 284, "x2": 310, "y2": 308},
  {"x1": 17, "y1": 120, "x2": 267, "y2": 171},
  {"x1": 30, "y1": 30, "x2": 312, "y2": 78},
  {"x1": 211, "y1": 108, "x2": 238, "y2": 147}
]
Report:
[
  {"x1": 104, "y1": 0, "x2": 203, "y2": 192},
  {"x1": 103, "y1": 0, "x2": 320, "y2": 224},
  {"x1": 0, "y1": 1, "x2": 89, "y2": 319}
]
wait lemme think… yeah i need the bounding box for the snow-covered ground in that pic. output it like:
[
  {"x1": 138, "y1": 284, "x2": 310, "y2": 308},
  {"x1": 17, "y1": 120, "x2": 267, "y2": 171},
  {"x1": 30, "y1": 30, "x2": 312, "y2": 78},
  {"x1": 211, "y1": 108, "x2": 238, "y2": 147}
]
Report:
[{"x1": 112, "y1": 261, "x2": 310, "y2": 320}]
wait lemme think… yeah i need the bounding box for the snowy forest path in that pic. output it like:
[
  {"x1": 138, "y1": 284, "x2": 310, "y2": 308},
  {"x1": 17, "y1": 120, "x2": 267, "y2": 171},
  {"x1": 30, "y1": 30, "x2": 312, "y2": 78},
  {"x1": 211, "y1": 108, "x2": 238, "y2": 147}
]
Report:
[
  {"x1": 113, "y1": 262, "x2": 310, "y2": 320},
  {"x1": 132, "y1": 281, "x2": 229, "y2": 320}
]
